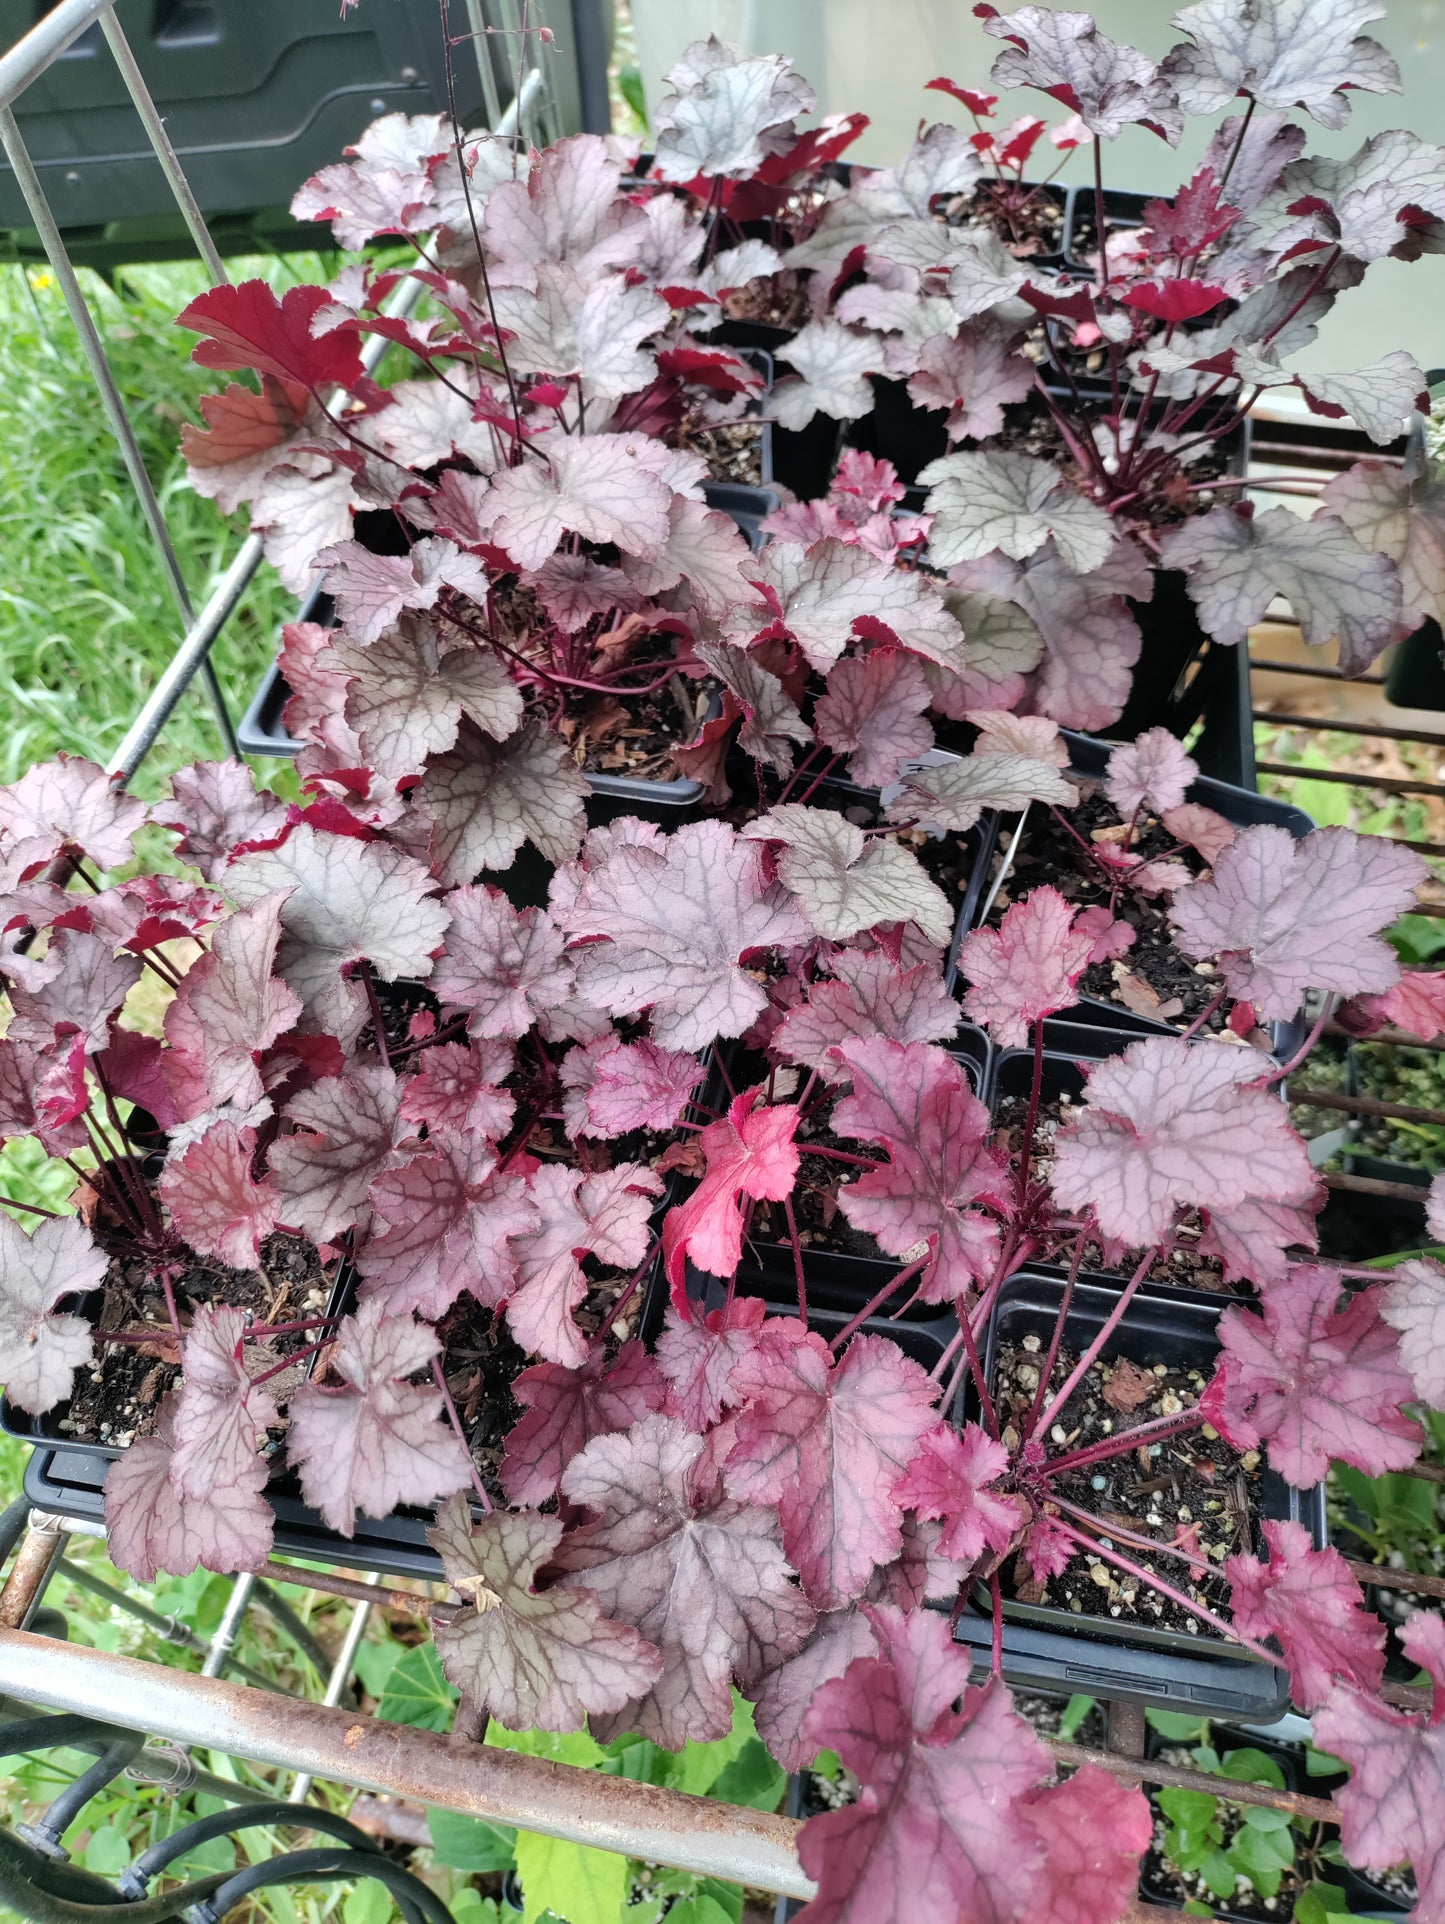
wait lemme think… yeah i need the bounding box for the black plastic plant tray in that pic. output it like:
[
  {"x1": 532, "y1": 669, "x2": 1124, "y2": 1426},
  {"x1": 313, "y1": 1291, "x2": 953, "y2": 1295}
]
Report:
[{"x1": 961, "y1": 1270, "x2": 1324, "y2": 1717}]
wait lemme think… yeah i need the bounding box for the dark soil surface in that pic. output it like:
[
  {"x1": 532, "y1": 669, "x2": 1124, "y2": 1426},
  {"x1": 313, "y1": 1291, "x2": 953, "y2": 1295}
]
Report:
[
  {"x1": 434, "y1": 1295, "x2": 529, "y2": 1501},
  {"x1": 724, "y1": 271, "x2": 810, "y2": 332},
  {"x1": 564, "y1": 676, "x2": 714, "y2": 782},
  {"x1": 941, "y1": 181, "x2": 1065, "y2": 258},
  {"x1": 903, "y1": 824, "x2": 979, "y2": 916},
  {"x1": 749, "y1": 1095, "x2": 886, "y2": 1260},
  {"x1": 57, "y1": 1234, "x2": 336, "y2": 1448},
  {"x1": 799, "y1": 1767, "x2": 860, "y2": 1817},
  {"x1": 996, "y1": 1338, "x2": 1261, "y2": 1634},
  {"x1": 677, "y1": 412, "x2": 765, "y2": 486},
  {"x1": 991, "y1": 1090, "x2": 1077, "y2": 1188},
  {"x1": 986, "y1": 784, "x2": 1224, "y2": 1031}
]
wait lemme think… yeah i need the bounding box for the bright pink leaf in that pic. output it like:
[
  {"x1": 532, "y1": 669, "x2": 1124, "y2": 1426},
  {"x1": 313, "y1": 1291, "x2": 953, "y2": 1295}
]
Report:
[
  {"x1": 797, "y1": 1605, "x2": 1055, "y2": 1924},
  {"x1": 896, "y1": 1423, "x2": 1026, "y2": 1563},
  {"x1": 1171, "y1": 824, "x2": 1424, "y2": 1020},
  {"x1": 160, "y1": 1122, "x2": 281, "y2": 1268},
  {"x1": 751, "y1": 1608, "x2": 879, "y2": 1774},
  {"x1": 499, "y1": 1340, "x2": 668, "y2": 1505},
  {"x1": 1106, "y1": 727, "x2": 1198, "y2": 818},
  {"x1": 1122, "y1": 279, "x2": 1226, "y2": 322},
  {"x1": 1051, "y1": 1037, "x2": 1317, "y2": 1249},
  {"x1": 397, "y1": 1038, "x2": 515, "y2": 1143},
  {"x1": 1345, "y1": 969, "x2": 1445, "y2": 1042},
  {"x1": 567, "y1": 1038, "x2": 703, "y2": 1139},
  {"x1": 1018, "y1": 1765, "x2": 1155, "y2": 1924},
  {"x1": 957, "y1": 886, "x2": 1095, "y2": 1047},
  {"x1": 430, "y1": 1496, "x2": 662, "y2": 1734},
  {"x1": 725, "y1": 1328, "x2": 940, "y2": 1611},
  {"x1": 814, "y1": 651, "x2": 934, "y2": 788},
  {"x1": 1205, "y1": 1267, "x2": 1421, "y2": 1485},
  {"x1": 287, "y1": 1300, "x2": 470, "y2": 1534},
  {"x1": 557, "y1": 1414, "x2": 816, "y2": 1746},
  {"x1": 1161, "y1": 802, "x2": 1236, "y2": 865},
  {"x1": 831, "y1": 1038, "x2": 1007, "y2": 1302},
  {"x1": 1197, "y1": 1187, "x2": 1322, "y2": 1289},
  {"x1": 661, "y1": 1088, "x2": 800, "y2": 1301},
  {"x1": 1225, "y1": 1517, "x2": 1384, "y2": 1710},
  {"x1": 1314, "y1": 1611, "x2": 1445, "y2": 1915}
]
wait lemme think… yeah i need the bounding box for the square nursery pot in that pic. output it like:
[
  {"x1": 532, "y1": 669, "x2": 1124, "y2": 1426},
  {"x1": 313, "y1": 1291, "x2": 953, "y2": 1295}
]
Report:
[
  {"x1": 959, "y1": 1270, "x2": 1325, "y2": 1718},
  {"x1": 1138, "y1": 1724, "x2": 1324, "y2": 1923},
  {"x1": 688, "y1": 1021, "x2": 991, "y2": 1324},
  {"x1": 1062, "y1": 184, "x2": 1150, "y2": 276},
  {"x1": 951, "y1": 727, "x2": 1314, "y2": 1050},
  {"x1": 236, "y1": 435, "x2": 774, "y2": 827},
  {"x1": 713, "y1": 319, "x2": 842, "y2": 501}
]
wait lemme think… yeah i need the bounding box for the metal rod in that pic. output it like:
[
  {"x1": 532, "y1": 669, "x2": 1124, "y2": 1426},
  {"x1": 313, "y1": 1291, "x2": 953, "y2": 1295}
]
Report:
[
  {"x1": 1254, "y1": 709, "x2": 1445, "y2": 751},
  {"x1": 1323, "y1": 1170, "x2": 1432, "y2": 1201},
  {"x1": 1288, "y1": 1085, "x2": 1445, "y2": 1128},
  {"x1": 0, "y1": 101, "x2": 239, "y2": 758},
  {"x1": 291, "y1": 1576, "x2": 377, "y2": 1805},
  {"x1": 1251, "y1": 660, "x2": 1386, "y2": 684},
  {"x1": 97, "y1": 9, "x2": 227, "y2": 285},
  {"x1": 0, "y1": 1518, "x2": 67, "y2": 1630},
  {"x1": 258, "y1": 1559, "x2": 441, "y2": 1620},
  {"x1": 0, "y1": 1628, "x2": 816, "y2": 1901},
  {"x1": 0, "y1": 0, "x2": 113, "y2": 111},
  {"x1": 203, "y1": 1573, "x2": 257, "y2": 1681},
  {"x1": 1343, "y1": 1559, "x2": 1445, "y2": 1598},
  {"x1": 55, "y1": 1562, "x2": 286, "y2": 1694},
  {"x1": 1046, "y1": 1740, "x2": 1340, "y2": 1825},
  {"x1": 1256, "y1": 759, "x2": 1445, "y2": 799}
]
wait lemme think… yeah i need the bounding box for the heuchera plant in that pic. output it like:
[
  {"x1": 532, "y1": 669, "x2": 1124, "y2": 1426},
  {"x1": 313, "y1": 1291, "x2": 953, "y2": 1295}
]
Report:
[{"x1": 1, "y1": 7, "x2": 1443, "y2": 1922}]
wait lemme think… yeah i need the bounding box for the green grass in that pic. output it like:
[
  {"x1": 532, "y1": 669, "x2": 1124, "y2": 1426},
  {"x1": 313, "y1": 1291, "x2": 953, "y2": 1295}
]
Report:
[{"x1": 0, "y1": 255, "x2": 333, "y2": 796}]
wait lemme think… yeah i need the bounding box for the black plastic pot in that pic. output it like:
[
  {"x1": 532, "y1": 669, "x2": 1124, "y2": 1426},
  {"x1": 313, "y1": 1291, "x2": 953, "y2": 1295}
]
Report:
[
  {"x1": 1112, "y1": 569, "x2": 1256, "y2": 788},
  {"x1": 686, "y1": 1020, "x2": 992, "y2": 1322},
  {"x1": 236, "y1": 645, "x2": 715, "y2": 831},
  {"x1": 962, "y1": 1270, "x2": 1324, "y2": 1716},
  {"x1": 714, "y1": 319, "x2": 842, "y2": 501},
  {"x1": 984, "y1": 1018, "x2": 1138, "y2": 1111},
  {"x1": 1139, "y1": 1725, "x2": 1319, "y2": 1923},
  {"x1": 1062, "y1": 186, "x2": 1149, "y2": 275},
  {"x1": 952, "y1": 729, "x2": 1314, "y2": 1046},
  {"x1": 1384, "y1": 618, "x2": 1445, "y2": 711}
]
